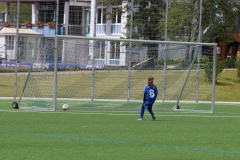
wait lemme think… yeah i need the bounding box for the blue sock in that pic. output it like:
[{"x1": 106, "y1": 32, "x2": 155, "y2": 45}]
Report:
[{"x1": 140, "y1": 107, "x2": 145, "y2": 118}]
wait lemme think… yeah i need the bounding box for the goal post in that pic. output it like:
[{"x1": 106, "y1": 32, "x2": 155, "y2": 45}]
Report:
[{"x1": 17, "y1": 36, "x2": 217, "y2": 113}]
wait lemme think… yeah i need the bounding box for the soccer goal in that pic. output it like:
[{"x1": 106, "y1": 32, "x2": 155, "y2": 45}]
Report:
[{"x1": 15, "y1": 36, "x2": 217, "y2": 113}]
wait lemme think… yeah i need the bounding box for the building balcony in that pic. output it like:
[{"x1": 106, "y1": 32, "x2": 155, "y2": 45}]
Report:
[{"x1": 31, "y1": 25, "x2": 65, "y2": 37}]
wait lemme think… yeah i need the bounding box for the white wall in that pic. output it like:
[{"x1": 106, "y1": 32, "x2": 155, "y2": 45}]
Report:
[
  {"x1": 90, "y1": 0, "x2": 96, "y2": 37},
  {"x1": 32, "y1": 3, "x2": 38, "y2": 24},
  {"x1": 0, "y1": 36, "x2": 6, "y2": 59},
  {"x1": 64, "y1": 1, "x2": 70, "y2": 35}
]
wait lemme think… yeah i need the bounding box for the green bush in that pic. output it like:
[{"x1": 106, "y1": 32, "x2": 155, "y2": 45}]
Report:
[
  {"x1": 225, "y1": 57, "x2": 236, "y2": 68},
  {"x1": 154, "y1": 58, "x2": 164, "y2": 66},
  {"x1": 194, "y1": 55, "x2": 209, "y2": 64},
  {"x1": 236, "y1": 60, "x2": 240, "y2": 78},
  {"x1": 0, "y1": 68, "x2": 29, "y2": 73},
  {"x1": 204, "y1": 57, "x2": 225, "y2": 83},
  {"x1": 177, "y1": 59, "x2": 191, "y2": 68}
]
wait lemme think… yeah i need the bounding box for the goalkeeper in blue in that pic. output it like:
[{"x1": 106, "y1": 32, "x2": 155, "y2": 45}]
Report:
[{"x1": 137, "y1": 76, "x2": 158, "y2": 121}]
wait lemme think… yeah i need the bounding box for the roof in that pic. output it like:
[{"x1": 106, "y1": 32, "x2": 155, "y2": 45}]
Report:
[{"x1": 0, "y1": 27, "x2": 42, "y2": 36}]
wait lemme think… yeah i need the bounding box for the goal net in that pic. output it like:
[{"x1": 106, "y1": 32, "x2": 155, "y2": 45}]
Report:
[{"x1": 18, "y1": 36, "x2": 217, "y2": 113}]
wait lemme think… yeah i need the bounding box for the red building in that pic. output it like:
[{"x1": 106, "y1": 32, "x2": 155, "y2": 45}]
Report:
[{"x1": 217, "y1": 34, "x2": 240, "y2": 60}]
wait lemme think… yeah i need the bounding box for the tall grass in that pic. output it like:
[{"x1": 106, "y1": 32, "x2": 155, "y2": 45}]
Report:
[{"x1": 0, "y1": 69, "x2": 239, "y2": 102}]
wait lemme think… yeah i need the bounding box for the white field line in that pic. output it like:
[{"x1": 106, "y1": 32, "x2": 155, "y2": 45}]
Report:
[
  {"x1": 1, "y1": 97, "x2": 240, "y2": 104},
  {"x1": 1, "y1": 109, "x2": 240, "y2": 118}
]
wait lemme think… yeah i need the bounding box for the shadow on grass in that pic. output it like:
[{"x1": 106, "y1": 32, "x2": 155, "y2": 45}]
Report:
[
  {"x1": 143, "y1": 119, "x2": 175, "y2": 122},
  {"x1": 216, "y1": 82, "x2": 232, "y2": 86}
]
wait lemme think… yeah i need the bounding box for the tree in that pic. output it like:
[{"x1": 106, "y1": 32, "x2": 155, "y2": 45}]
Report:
[
  {"x1": 105, "y1": 0, "x2": 165, "y2": 39},
  {"x1": 0, "y1": 2, "x2": 32, "y2": 23},
  {"x1": 161, "y1": 0, "x2": 200, "y2": 42},
  {"x1": 163, "y1": 0, "x2": 240, "y2": 44},
  {"x1": 158, "y1": 0, "x2": 240, "y2": 61},
  {"x1": 104, "y1": 0, "x2": 240, "y2": 65},
  {"x1": 156, "y1": 0, "x2": 201, "y2": 61},
  {"x1": 202, "y1": 0, "x2": 240, "y2": 43},
  {"x1": 104, "y1": 0, "x2": 166, "y2": 68}
]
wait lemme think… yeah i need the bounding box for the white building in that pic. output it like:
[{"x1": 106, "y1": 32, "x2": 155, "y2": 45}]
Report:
[
  {"x1": 0, "y1": 0, "x2": 147, "y2": 67},
  {"x1": 0, "y1": 28, "x2": 42, "y2": 67}
]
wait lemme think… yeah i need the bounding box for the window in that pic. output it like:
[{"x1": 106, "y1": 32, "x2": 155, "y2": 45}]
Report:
[
  {"x1": 18, "y1": 37, "x2": 26, "y2": 51},
  {"x1": 37, "y1": 3, "x2": 64, "y2": 24},
  {"x1": 96, "y1": 1, "x2": 107, "y2": 34},
  {"x1": 98, "y1": 2, "x2": 104, "y2": 6},
  {"x1": 110, "y1": 42, "x2": 120, "y2": 59},
  {"x1": 6, "y1": 36, "x2": 14, "y2": 50},
  {"x1": 18, "y1": 37, "x2": 26, "y2": 58},
  {"x1": 112, "y1": 8, "x2": 121, "y2": 24},
  {"x1": 39, "y1": 10, "x2": 55, "y2": 23},
  {"x1": 38, "y1": 5, "x2": 61, "y2": 23},
  {"x1": 97, "y1": 1, "x2": 107, "y2": 24},
  {"x1": 96, "y1": 41, "x2": 105, "y2": 59},
  {"x1": 97, "y1": 8, "x2": 107, "y2": 24},
  {"x1": 217, "y1": 47, "x2": 221, "y2": 55},
  {"x1": 69, "y1": 6, "x2": 82, "y2": 25}
]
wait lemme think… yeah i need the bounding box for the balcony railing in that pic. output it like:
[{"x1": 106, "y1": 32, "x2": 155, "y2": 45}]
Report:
[
  {"x1": 111, "y1": 24, "x2": 121, "y2": 34},
  {"x1": 109, "y1": 59, "x2": 120, "y2": 65},
  {"x1": 68, "y1": 25, "x2": 82, "y2": 36},
  {"x1": 95, "y1": 59, "x2": 120, "y2": 66},
  {"x1": 96, "y1": 24, "x2": 106, "y2": 34},
  {"x1": 95, "y1": 59, "x2": 105, "y2": 65},
  {"x1": 31, "y1": 26, "x2": 65, "y2": 36}
]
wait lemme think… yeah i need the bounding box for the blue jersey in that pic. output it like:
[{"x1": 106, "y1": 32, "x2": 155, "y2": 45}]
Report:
[{"x1": 143, "y1": 84, "x2": 158, "y2": 105}]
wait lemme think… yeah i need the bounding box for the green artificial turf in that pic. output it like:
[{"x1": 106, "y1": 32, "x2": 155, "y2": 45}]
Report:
[{"x1": 0, "y1": 100, "x2": 240, "y2": 160}]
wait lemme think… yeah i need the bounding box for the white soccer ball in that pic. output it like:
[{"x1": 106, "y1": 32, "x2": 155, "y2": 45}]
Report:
[{"x1": 62, "y1": 104, "x2": 69, "y2": 110}]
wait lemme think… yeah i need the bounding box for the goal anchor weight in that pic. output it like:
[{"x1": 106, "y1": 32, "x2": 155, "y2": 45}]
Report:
[
  {"x1": 12, "y1": 102, "x2": 19, "y2": 109},
  {"x1": 172, "y1": 105, "x2": 180, "y2": 110}
]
